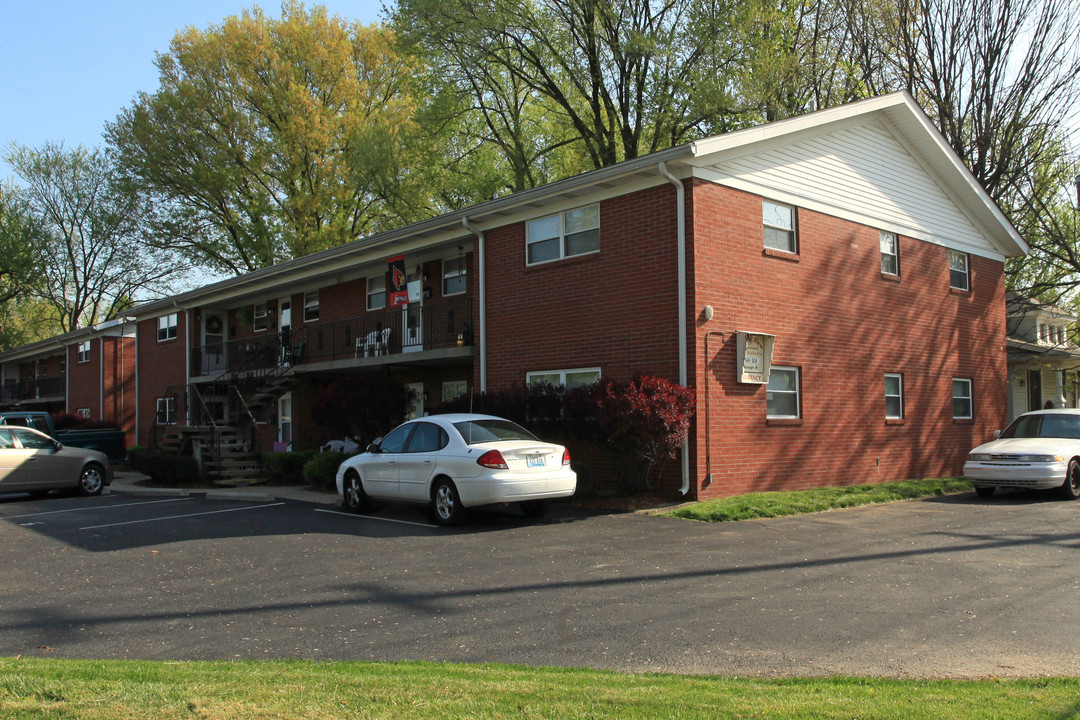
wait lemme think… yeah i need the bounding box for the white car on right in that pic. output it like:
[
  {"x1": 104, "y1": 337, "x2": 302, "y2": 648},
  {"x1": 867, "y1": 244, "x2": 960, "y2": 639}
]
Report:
[{"x1": 964, "y1": 409, "x2": 1080, "y2": 499}]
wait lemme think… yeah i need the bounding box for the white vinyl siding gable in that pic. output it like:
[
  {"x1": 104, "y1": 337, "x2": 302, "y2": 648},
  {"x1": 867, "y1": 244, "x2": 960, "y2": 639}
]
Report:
[{"x1": 695, "y1": 120, "x2": 1003, "y2": 261}]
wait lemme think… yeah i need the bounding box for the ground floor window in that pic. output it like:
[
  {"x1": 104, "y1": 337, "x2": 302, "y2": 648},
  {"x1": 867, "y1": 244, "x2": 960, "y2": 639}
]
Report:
[
  {"x1": 953, "y1": 378, "x2": 973, "y2": 419},
  {"x1": 766, "y1": 366, "x2": 800, "y2": 418},
  {"x1": 442, "y1": 380, "x2": 468, "y2": 402},
  {"x1": 526, "y1": 367, "x2": 601, "y2": 389},
  {"x1": 156, "y1": 397, "x2": 176, "y2": 424},
  {"x1": 885, "y1": 373, "x2": 903, "y2": 419},
  {"x1": 76, "y1": 408, "x2": 91, "y2": 419}
]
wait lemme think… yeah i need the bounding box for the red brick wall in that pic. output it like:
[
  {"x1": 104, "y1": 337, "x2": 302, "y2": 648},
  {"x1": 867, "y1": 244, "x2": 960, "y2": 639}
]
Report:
[
  {"x1": 688, "y1": 180, "x2": 1008, "y2": 499},
  {"x1": 481, "y1": 185, "x2": 681, "y2": 391},
  {"x1": 101, "y1": 336, "x2": 137, "y2": 447},
  {"x1": 67, "y1": 340, "x2": 100, "y2": 419},
  {"x1": 137, "y1": 314, "x2": 188, "y2": 446}
]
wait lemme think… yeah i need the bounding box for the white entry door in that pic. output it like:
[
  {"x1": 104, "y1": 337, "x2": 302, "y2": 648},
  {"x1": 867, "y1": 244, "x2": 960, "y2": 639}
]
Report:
[{"x1": 278, "y1": 393, "x2": 293, "y2": 449}]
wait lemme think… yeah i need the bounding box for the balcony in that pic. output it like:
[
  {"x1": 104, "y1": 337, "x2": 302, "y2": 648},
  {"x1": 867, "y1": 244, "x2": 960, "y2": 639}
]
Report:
[
  {"x1": 190, "y1": 296, "x2": 473, "y2": 378},
  {"x1": 0, "y1": 376, "x2": 66, "y2": 405}
]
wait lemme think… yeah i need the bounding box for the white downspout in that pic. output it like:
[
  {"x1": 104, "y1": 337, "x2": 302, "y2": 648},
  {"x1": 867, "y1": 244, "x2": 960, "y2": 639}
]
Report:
[
  {"x1": 462, "y1": 217, "x2": 487, "y2": 392},
  {"x1": 659, "y1": 161, "x2": 691, "y2": 496}
]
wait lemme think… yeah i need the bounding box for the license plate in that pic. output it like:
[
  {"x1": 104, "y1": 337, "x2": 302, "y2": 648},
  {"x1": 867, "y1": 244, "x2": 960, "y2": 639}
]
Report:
[{"x1": 527, "y1": 455, "x2": 546, "y2": 468}]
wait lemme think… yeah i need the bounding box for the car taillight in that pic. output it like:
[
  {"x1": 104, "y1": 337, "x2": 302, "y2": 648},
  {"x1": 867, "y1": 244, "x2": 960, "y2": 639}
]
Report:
[
  {"x1": 477, "y1": 449, "x2": 509, "y2": 469},
  {"x1": 562, "y1": 448, "x2": 571, "y2": 466}
]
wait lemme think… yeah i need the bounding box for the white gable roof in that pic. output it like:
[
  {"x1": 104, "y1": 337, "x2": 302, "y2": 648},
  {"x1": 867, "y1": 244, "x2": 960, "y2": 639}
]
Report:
[{"x1": 687, "y1": 92, "x2": 1027, "y2": 261}]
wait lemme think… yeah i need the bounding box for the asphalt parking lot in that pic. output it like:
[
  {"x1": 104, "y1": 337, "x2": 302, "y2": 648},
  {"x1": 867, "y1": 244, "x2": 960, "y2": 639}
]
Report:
[{"x1": 2, "y1": 486, "x2": 1079, "y2": 678}]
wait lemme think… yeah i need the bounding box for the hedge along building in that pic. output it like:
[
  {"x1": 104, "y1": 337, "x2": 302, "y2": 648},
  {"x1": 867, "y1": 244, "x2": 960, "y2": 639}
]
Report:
[{"x1": 0, "y1": 92, "x2": 1027, "y2": 498}]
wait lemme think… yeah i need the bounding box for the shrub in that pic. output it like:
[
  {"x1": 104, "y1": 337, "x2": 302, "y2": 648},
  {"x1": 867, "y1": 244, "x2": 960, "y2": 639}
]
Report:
[
  {"x1": 128, "y1": 448, "x2": 201, "y2": 486},
  {"x1": 262, "y1": 450, "x2": 318, "y2": 485},
  {"x1": 52, "y1": 413, "x2": 120, "y2": 431},
  {"x1": 303, "y1": 451, "x2": 348, "y2": 491},
  {"x1": 312, "y1": 375, "x2": 415, "y2": 448}
]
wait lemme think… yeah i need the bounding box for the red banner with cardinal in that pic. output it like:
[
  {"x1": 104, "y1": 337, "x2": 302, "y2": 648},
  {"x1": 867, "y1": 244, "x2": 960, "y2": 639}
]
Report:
[{"x1": 388, "y1": 255, "x2": 409, "y2": 306}]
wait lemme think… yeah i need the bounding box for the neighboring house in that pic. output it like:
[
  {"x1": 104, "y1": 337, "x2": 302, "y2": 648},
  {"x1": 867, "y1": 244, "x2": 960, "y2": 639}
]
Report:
[
  {"x1": 1005, "y1": 293, "x2": 1080, "y2": 419},
  {"x1": 0, "y1": 92, "x2": 1028, "y2": 499}
]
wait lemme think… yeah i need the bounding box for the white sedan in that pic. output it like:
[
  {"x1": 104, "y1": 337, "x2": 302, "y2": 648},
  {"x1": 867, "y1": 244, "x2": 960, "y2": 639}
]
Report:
[
  {"x1": 963, "y1": 409, "x2": 1080, "y2": 499},
  {"x1": 335, "y1": 413, "x2": 577, "y2": 525}
]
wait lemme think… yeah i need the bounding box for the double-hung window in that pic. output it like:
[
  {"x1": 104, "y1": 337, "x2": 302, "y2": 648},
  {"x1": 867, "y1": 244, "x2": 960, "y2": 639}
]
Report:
[
  {"x1": 526, "y1": 204, "x2": 600, "y2": 265},
  {"x1": 442, "y1": 380, "x2": 468, "y2": 402},
  {"x1": 76, "y1": 340, "x2": 91, "y2": 363},
  {"x1": 443, "y1": 257, "x2": 467, "y2": 296},
  {"x1": 253, "y1": 302, "x2": 269, "y2": 332},
  {"x1": 766, "y1": 366, "x2": 800, "y2": 418},
  {"x1": 367, "y1": 275, "x2": 386, "y2": 311},
  {"x1": 880, "y1": 231, "x2": 899, "y2": 275},
  {"x1": 158, "y1": 313, "x2": 178, "y2": 342},
  {"x1": 157, "y1": 396, "x2": 176, "y2": 425},
  {"x1": 304, "y1": 291, "x2": 319, "y2": 322},
  {"x1": 763, "y1": 200, "x2": 796, "y2": 253},
  {"x1": 526, "y1": 367, "x2": 601, "y2": 389},
  {"x1": 949, "y1": 250, "x2": 969, "y2": 291},
  {"x1": 953, "y1": 378, "x2": 973, "y2": 419},
  {"x1": 885, "y1": 373, "x2": 903, "y2": 419}
]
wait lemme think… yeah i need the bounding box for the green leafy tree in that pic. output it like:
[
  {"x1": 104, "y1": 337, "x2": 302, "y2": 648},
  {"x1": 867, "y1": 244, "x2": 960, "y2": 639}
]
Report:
[
  {"x1": 0, "y1": 182, "x2": 41, "y2": 307},
  {"x1": 108, "y1": 2, "x2": 423, "y2": 275}
]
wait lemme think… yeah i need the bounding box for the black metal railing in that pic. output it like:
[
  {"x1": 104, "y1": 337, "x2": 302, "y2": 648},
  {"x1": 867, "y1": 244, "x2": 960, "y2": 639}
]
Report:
[{"x1": 0, "y1": 376, "x2": 66, "y2": 405}]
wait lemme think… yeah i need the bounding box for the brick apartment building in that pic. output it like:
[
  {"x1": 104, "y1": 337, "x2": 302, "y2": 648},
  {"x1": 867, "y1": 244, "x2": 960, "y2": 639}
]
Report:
[{"x1": 0, "y1": 92, "x2": 1027, "y2": 500}]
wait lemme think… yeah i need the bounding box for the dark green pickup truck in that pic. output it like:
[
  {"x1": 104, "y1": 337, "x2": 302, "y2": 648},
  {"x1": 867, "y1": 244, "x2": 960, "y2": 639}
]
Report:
[{"x1": 0, "y1": 411, "x2": 127, "y2": 464}]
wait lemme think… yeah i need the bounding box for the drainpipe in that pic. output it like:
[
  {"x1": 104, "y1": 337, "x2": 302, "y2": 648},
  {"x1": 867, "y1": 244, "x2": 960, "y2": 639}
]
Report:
[
  {"x1": 659, "y1": 161, "x2": 691, "y2": 496},
  {"x1": 462, "y1": 217, "x2": 487, "y2": 392}
]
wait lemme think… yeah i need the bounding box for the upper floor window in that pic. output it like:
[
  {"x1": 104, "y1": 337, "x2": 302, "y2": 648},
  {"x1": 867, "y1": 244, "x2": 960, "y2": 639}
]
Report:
[
  {"x1": 253, "y1": 302, "x2": 269, "y2": 332},
  {"x1": 76, "y1": 340, "x2": 91, "y2": 363},
  {"x1": 885, "y1": 373, "x2": 903, "y2": 419},
  {"x1": 526, "y1": 367, "x2": 601, "y2": 389},
  {"x1": 949, "y1": 250, "x2": 969, "y2": 291},
  {"x1": 158, "y1": 313, "x2": 178, "y2": 342},
  {"x1": 766, "y1": 366, "x2": 800, "y2": 418},
  {"x1": 443, "y1": 257, "x2": 467, "y2": 296},
  {"x1": 526, "y1": 204, "x2": 600, "y2": 265},
  {"x1": 953, "y1": 378, "x2": 973, "y2": 419},
  {"x1": 37, "y1": 359, "x2": 47, "y2": 377},
  {"x1": 763, "y1": 200, "x2": 796, "y2": 253},
  {"x1": 58, "y1": 355, "x2": 65, "y2": 374},
  {"x1": 304, "y1": 291, "x2": 320, "y2": 322},
  {"x1": 367, "y1": 275, "x2": 386, "y2": 311},
  {"x1": 880, "y1": 231, "x2": 899, "y2": 275}
]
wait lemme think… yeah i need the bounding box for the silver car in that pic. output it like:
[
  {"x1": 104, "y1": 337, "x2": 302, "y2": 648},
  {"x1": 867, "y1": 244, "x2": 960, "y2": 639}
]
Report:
[
  {"x1": 963, "y1": 409, "x2": 1080, "y2": 499},
  {"x1": 0, "y1": 425, "x2": 112, "y2": 497}
]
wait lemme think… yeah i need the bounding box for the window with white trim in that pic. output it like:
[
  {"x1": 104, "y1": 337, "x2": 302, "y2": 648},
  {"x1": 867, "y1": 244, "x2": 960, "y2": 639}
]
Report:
[
  {"x1": 158, "y1": 313, "x2": 178, "y2": 342},
  {"x1": 367, "y1": 275, "x2": 386, "y2": 311},
  {"x1": 304, "y1": 291, "x2": 319, "y2": 322},
  {"x1": 157, "y1": 396, "x2": 176, "y2": 425},
  {"x1": 880, "y1": 231, "x2": 899, "y2": 275},
  {"x1": 526, "y1": 367, "x2": 601, "y2": 389},
  {"x1": 763, "y1": 200, "x2": 796, "y2": 253},
  {"x1": 253, "y1": 302, "x2": 269, "y2": 332},
  {"x1": 76, "y1": 408, "x2": 91, "y2": 419},
  {"x1": 885, "y1": 373, "x2": 903, "y2": 419},
  {"x1": 526, "y1": 204, "x2": 600, "y2": 265},
  {"x1": 766, "y1": 366, "x2": 800, "y2": 418},
  {"x1": 76, "y1": 340, "x2": 91, "y2": 363},
  {"x1": 443, "y1": 257, "x2": 467, "y2": 296},
  {"x1": 953, "y1": 378, "x2": 973, "y2": 419},
  {"x1": 442, "y1": 380, "x2": 468, "y2": 402},
  {"x1": 949, "y1": 250, "x2": 969, "y2": 291}
]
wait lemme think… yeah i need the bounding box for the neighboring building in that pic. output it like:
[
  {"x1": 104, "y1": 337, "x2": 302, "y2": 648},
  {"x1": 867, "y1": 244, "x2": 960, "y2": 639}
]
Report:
[
  {"x1": 0, "y1": 92, "x2": 1028, "y2": 499},
  {"x1": 1005, "y1": 293, "x2": 1080, "y2": 419}
]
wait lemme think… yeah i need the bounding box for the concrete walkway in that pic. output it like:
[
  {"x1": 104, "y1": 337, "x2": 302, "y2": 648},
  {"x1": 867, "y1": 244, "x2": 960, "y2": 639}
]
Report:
[{"x1": 107, "y1": 471, "x2": 341, "y2": 506}]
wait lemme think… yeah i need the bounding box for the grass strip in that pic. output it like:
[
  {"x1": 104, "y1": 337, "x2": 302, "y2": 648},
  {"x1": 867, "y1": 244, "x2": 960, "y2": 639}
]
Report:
[
  {"x1": 664, "y1": 477, "x2": 974, "y2": 523},
  {"x1": 1, "y1": 657, "x2": 1078, "y2": 720}
]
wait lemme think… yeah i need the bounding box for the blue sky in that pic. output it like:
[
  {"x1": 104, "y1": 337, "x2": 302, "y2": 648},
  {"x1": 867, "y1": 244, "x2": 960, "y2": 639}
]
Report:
[{"x1": 0, "y1": 1, "x2": 386, "y2": 155}]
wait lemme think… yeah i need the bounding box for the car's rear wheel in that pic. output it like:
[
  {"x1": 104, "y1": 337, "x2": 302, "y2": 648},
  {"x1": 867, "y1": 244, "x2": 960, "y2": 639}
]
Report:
[
  {"x1": 342, "y1": 470, "x2": 367, "y2": 513},
  {"x1": 974, "y1": 486, "x2": 995, "y2": 498},
  {"x1": 1061, "y1": 460, "x2": 1080, "y2": 500},
  {"x1": 520, "y1": 499, "x2": 552, "y2": 518},
  {"x1": 79, "y1": 463, "x2": 105, "y2": 496},
  {"x1": 431, "y1": 477, "x2": 466, "y2": 526}
]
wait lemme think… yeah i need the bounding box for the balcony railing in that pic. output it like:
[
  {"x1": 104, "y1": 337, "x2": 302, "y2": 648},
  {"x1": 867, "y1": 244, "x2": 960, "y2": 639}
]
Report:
[
  {"x1": 191, "y1": 296, "x2": 473, "y2": 378},
  {"x1": 0, "y1": 376, "x2": 66, "y2": 404}
]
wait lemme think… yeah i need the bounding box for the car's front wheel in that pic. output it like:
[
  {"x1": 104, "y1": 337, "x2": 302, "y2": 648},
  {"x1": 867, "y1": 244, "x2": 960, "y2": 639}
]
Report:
[
  {"x1": 342, "y1": 470, "x2": 368, "y2": 513},
  {"x1": 1061, "y1": 460, "x2": 1080, "y2": 500},
  {"x1": 431, "y1": 477, "x2": 466, "y2": 526},
  {"x1": 79, "y1": 463, "x2": 105, "y2": 496}
]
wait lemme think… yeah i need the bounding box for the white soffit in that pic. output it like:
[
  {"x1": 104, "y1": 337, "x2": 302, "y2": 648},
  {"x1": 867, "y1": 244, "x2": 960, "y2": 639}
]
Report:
[{"x1": 687, "y1": 93, "x2": 1027, "y2": 261}]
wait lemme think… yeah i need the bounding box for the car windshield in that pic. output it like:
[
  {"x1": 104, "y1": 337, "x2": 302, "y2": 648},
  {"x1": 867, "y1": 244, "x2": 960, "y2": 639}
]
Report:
[
  {"x1": 1000, "y1": 413, "x2": 1080, "y2": 439},
  {"x1": 453, "y1": 419, "x2": 539, "y2": 445}
]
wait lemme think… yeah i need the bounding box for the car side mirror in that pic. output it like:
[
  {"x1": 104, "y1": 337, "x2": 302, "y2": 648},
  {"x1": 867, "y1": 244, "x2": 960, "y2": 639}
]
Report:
[
  {"x1": 52, "y1": 439, "x2": 62, "y2": 451},
  {"x1": 366, "y1": 442, "x2": 381, "y2": 453}
]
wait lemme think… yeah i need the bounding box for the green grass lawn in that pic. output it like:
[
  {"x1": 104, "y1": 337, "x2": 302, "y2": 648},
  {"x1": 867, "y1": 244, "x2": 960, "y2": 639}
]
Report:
[
  {"x1": 2, "y1": 657, "x2": 1079, "y2": 719},
  {"x1": 663, "y1": 478, "x2": 975, "y2": 523}
]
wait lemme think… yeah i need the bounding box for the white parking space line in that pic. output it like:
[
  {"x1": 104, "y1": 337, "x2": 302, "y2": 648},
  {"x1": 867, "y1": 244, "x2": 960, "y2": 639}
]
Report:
[
  {"x1": 315, "y1": 508, "x2": 438, "y2": 529},
  {"x1": 4, "y1": 497, "x2": 192, "y2": 520},
  {"x1": 79, "y1": 502, "x2": 285, "y2": 530}
]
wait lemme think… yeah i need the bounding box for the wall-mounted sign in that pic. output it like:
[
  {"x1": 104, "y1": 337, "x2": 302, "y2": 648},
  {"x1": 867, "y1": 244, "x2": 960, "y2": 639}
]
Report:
[
  {"x1": 388, "y1": 255, "x2": 409, "y2": 306},
  {"x1": 736, "y1": 331, "x2": 776, "y2": 384}
]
